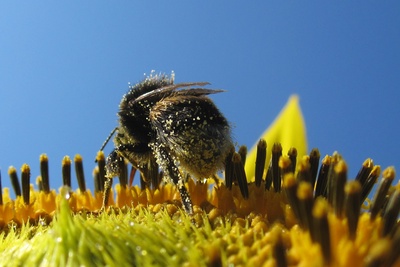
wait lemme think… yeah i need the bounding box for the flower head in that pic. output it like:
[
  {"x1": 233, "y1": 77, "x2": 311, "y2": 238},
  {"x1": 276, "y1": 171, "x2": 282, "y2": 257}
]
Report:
[{"x1": 0, "y1": 95, "x2": 399, "y2": 266}]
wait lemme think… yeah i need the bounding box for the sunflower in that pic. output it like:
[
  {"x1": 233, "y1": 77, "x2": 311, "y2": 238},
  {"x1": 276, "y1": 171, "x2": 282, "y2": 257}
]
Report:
[{"x1": 0, "y1": 96, "x2": 398, "y2": 267}]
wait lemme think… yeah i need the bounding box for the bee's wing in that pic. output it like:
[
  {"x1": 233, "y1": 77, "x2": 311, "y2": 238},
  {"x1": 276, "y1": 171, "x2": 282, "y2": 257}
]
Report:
[
  {"x1": 173, "y1": 88, "x2": 226, "y2": 96},
  {"x1": 134, "y1": 82, "x2": 216, "y2": 102}
]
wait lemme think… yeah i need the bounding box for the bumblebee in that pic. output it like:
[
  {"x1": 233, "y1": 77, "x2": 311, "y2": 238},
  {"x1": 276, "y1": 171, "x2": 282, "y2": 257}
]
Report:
[{"x1": 101, "y1": 72, "x2": 232, "y2": 215}]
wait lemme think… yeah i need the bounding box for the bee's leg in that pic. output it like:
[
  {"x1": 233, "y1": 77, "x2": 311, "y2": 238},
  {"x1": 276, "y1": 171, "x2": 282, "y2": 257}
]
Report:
[
  {"x1": 156, "y1": 145, "x2": 194, "y2": 216},
  {"x1": 102, "y1": 149, "x2": 123, "y2": 210},
  {"x1": 102, "y1": 176, "x2": 113, "y2": 210},
  {"x1": 175, "y1": 176, "x2": 194, "y2": 216}
]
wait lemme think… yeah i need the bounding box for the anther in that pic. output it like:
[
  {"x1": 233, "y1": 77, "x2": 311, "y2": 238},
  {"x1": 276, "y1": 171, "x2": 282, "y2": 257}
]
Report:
[
  {"x1": 282, "y1": 173, "x2": 301, "y2": 222},
  {"x1": 40, "y1": 154, "x2": 50, "y2": 193},
  {"x1": 312, "y1": 198, "x2": 331, "y2": 264},
  {"x1": 296, "y1": 156, "x2": 312, "y2": 184},
  {"x1": 381, "y1": 183, "x2": 400, "y2": 236},
  {"x1": 344, "y1": 181, "x2": 362, "y2": 239},
  {"x1": 296, "y1": 181, "x2": 314, "y2": 230},
  {"x1": 224, "y1": 145, "x2": 235, "y2": 190},
  {"x1": 330, "y1": 160, "x2": 347, "y2": 217},
  {"x1": 279, "y1": 155, "x2": 292, "y2": 177},
  {"x1": 360, "y1": 165, "x2": 380, "y2": 206},
  {"x1": 96, "y1": 151, "x2": 106, "y2": 191},
  {"x1": 309, "y1": 148, "x2": 320, "y2": 187},
  {"x1": 21, "y1": 164, "x2": 30, "y2": 205},
  {"x1": 232, "y1": 152, "x2": 249, "y2": 199},
  {"x1": 74, "y1": 155, "x2": 86, "y2": 192},
  {"x1": 62, "y1": 156, "x2": 71, "y2": 187},
  {"x1": 314, "y1": 155, "x2": 331, "y2": 198},
  {"x1": 238, "y1": 145, "x2": 247, "y2": 167},
  {"x1": 370, "y1": 166, "x2": 395, "y2": 220},
  {"x1": 355, "y1": 158, "x2": 374, "y2": 186},
  {"x1": 287, "y1": 147, "x2": 297, "y2": 173},
  {"x1": 0, "y1": 170, "x2": 3, "y2": 205},
  {"x1": 271, "y1": 143, "x2": 282, "y2": 192},
  {"x1": 8, "y1": 166, "x2": 21, "y2": 197},
  {"x1": 255, "y1": 139, "x2": 267, "y2": 187}
]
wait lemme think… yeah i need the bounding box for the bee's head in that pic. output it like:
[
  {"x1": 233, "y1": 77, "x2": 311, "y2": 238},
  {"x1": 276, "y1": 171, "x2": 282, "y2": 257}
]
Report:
[{"x1": 120, "y1": 72, "x2": 174, "y2": 110}]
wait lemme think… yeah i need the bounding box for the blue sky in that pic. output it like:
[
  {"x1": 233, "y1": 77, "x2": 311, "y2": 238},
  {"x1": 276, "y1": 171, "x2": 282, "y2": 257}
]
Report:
[{"x1": 1, "y1": 2, "x2": 399, "y2": 197}]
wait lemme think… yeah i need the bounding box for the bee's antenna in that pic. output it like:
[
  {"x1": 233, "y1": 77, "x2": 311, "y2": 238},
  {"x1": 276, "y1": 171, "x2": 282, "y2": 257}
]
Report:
[
  {"x1": 100, "y1": 127, "x2": 118, "y2": 152},
  {"x1": 96, "y1": 127, "x2": 118, "y2": 162}
]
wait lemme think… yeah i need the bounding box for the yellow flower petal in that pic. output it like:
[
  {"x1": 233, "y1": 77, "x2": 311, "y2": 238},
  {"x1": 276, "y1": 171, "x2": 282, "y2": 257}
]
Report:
[{"x1": 245, "y1": 95, "x2": 308, "y2": 181}]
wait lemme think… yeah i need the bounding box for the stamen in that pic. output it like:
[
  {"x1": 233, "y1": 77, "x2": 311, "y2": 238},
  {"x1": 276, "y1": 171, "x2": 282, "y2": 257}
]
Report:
[
  {"x1": 118, "y1": 158, "x2": 128, "y2": 188},
  {"x1": 296, "y1": 181, "x2": 314, "y2": 230},
  {"x1": 150, "y1": 160, "x2": 160, "y2": 189},
  {"x1": 140, "y1": 159, "x2": 159, "y2": 189},
  {"x1": 326, "y1": 154, "x2": 341, "y2": 205},
  {"x1": 314, "y1": 155, "x2": 331, "y2": 198},
  {"x1": 381, "y1": 183, "x2": 400, "y2": 236},
  {"x1": 355, "y1": 158, "x2": 374, "y2": 186},
  {"x1": 296, "y1": 156, "x2": 312, "y2": 184},
  {"x1": 96, "y1": 151, "x2": 106, "y2": 191},
  {"x1": 238, "y1": 145, "x2": 247, "y2": 167},
  {"x1": 74, "y1": 155, "x2": 86, "y2": 192},
  {"x1": 309, "y1": 148, "x2": 320, "y2": 187},
  {"x1": 287, "y1": 147, "x2": 297, "y2": 173},
  {"x1": 93, "y1": 167, "x2": 101, "y2": 193},
  {"x1": 312, "y1": 198, "x2": 331, "y2": 264},
  {"x1": 224, "y1": 145, "x2": 235, "y2": 189},
  {"x1": 344, "y1": 181, "x2": 362, "y2": 239},
  {"x1": 264, "y1": 160, "x2": 273, "y2": 190},
  {"x1": 129, "y1": 166, "x2": 137, "y2": 188},
  {"x1": 386, "y1": 226, "x2": 400, "y2": 266},
  {"x1": 8, "y1": 166, "x2": 21, "y2": 197},
  {"x1": 39, "y1": 154, "x2": 50, "y2": 193},
  {"x1": 254, "y1": 139, "x2": 267, "y2": 187},
  {"x1": 370, "y1": 166, "x2": 395, "y2": 220},
  {"x1": 21, "y1": 164, "x2": 30, "y2": 205},
  {"x1": 0, "y1": 170, "x2": 3, "y2": 205},
  {"x1": 365, "y1": 238, "x2": 391, "y2": 267},
  {"x1": 36, "y1": 176, "x2": 43, "y2": 191},
  {"x1": 360, "y1": 165, "x2": 380, "y2": 206},
  {"x1": 282, "y1": 173, "x2": 301, "y2": 222},
  {"x1": 330, "y1": 160, "x2": 347, "y2": 218},
  {"x1": 140, "y1": 173, "x2": 147, "y2": 190},
  {"x1": 279, "y1": 155, "x2": 292, "y2": 177},
  {"x1": 62, "y1": 156, "x2": 71, "y2": 187},
  {"x1": 272, "y1": 226, "x2": 287, "y2": 267},
  {"x1": 271, "y1": 143, "x2": 282, "y2": 192},
  {"x1": 232, "y1": 152, "x2": 249, "y2": 199}
]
